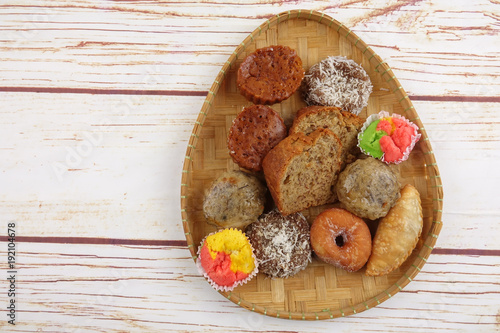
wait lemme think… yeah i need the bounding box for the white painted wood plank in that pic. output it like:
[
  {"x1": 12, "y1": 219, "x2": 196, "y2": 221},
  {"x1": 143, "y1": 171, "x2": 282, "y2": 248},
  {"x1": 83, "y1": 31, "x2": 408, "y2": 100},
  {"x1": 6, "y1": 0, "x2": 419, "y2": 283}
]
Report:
[
  {"x1": 414, "y1": 100, "x2": 500, "y2": 249},
  {"x1": 0, "y1": 92, "x2": 499, "y2": 251},
  {"x1": 0, "y1": 243, "x2": 498, "y2": 332},
  {"x1": 0, "y1": 92, "x2": 201, "y2": 241},
  {"x1": 0, "y1": 0, "x2": 498, "y2": 96},
  {"x1": 0, "y1": 2, "x2": 498, "y2": 331}
]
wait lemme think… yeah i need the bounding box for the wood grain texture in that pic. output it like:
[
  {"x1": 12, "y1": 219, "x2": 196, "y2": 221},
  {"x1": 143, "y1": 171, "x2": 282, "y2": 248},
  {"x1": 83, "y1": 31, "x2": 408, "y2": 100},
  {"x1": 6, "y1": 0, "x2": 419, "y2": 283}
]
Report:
[
  {"x1": 0, "y1": 243, "x2": 499, "y2": 332},
  {"x1": 1, "y1": 93, "x2": 498, "y2": 248},
  {"x1": 0, "y1": 0, "x2": 499, "y2": 331},
  {"x1": 0, "y1": 0, "x2": 498, "y2": 97}
]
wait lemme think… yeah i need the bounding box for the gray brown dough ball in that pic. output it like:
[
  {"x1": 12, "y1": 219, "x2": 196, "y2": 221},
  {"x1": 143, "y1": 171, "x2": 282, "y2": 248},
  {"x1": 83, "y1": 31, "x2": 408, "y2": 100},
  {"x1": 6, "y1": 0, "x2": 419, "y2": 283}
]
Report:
[
  {"x1": 203, "y1": 170, "x2": 266, "y2": 229},
  {"x1": 335, "y1": 157, "x2": 400, "y2": 220}
]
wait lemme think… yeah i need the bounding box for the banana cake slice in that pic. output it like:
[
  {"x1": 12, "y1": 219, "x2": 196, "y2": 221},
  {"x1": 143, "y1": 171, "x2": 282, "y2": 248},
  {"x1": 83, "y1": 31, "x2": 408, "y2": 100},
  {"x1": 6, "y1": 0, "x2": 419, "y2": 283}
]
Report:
[
  {"x1": 262, "y1": 128, "x2": 343, "y2": 215},
  {"x1": 289, "y1": 106, "x2": 364, "y2": 168}
]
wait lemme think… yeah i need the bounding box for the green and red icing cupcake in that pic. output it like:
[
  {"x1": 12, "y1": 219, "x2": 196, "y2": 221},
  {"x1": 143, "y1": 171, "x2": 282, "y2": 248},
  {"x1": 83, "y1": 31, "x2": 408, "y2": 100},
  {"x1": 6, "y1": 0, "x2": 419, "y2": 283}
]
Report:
[
  {"x1": 358, "y1": 111, "x2": 421, "y2": 164},
  {"x1": 196, "y1": 228, "x2": 258, "y2": 291}
]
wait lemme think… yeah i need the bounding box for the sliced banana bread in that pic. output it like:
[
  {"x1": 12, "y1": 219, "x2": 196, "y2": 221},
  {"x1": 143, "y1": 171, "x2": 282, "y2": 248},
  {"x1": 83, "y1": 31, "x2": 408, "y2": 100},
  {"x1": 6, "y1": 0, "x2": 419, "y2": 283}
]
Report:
[
  {"x1": 262, "y1": 128, "x2": 343, "y2": 215},
  {"x1": 289, "y1": 106, "x2": 364, "y2": 166}
]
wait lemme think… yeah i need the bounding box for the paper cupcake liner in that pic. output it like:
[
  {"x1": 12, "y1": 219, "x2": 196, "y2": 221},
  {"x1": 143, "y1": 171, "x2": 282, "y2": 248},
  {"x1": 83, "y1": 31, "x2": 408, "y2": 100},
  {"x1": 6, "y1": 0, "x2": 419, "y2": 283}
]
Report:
[
  {"x1": 357, "y1": 111, "x2": 421, "y2": 164},
  {"x1": 196, "y1": 229, "x2": 259, "y2": 292}
]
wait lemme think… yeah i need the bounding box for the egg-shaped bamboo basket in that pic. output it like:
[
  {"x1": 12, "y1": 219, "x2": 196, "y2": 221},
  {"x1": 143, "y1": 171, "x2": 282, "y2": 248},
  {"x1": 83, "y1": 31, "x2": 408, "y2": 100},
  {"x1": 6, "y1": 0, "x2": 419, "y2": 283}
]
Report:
[{"x1": 180, "y1": 9, "x2": 443, "y2": 320}]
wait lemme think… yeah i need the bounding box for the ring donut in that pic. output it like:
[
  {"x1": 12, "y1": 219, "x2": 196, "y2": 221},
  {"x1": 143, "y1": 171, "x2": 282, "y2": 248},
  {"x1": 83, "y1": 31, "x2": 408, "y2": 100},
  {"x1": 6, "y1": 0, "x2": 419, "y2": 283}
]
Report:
[{"x1": 310, "y1": 208, "x2": 371, "y2": 272}]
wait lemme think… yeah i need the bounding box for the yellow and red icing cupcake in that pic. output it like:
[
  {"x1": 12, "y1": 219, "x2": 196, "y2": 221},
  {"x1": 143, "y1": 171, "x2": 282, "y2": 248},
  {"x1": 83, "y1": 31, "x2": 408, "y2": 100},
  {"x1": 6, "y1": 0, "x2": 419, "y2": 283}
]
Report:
[
  {"x1": 358, "y1": 111, "x2": 421, "y2": 164},
  {"x1": 197, "y1": 228, "x2": 258, "y2": 291}
]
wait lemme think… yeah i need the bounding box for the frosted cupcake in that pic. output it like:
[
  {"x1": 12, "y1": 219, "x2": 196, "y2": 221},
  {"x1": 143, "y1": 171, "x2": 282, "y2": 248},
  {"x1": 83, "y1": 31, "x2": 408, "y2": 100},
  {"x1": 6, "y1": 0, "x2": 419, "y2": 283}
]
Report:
[
  {"x1": 196, "y1": 228, "x2": 258, "y2": 292},
  {"x1": 358, "y1": 111, "x2": 421, "y2": 164}
]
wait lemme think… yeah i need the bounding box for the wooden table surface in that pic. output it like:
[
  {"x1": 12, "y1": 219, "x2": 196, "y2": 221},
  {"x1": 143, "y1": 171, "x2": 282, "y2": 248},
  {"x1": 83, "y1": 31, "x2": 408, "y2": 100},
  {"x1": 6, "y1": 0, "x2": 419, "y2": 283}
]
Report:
[{"x1": 1, "y1": 1, "x2": 499, "y2": 332}]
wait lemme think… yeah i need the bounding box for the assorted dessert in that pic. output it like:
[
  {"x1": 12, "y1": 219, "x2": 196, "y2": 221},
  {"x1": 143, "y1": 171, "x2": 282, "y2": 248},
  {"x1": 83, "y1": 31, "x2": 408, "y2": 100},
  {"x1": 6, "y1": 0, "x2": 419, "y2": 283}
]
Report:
[
  {"x1": 237, "y1": 45, "x2": 305, "y2": 105},
  {"x1": 246, "y1": 209, "x2": 311, "y2": 278},
  {"x1": 358, "y1": 111, "x2": 421, "y2": 164},
  {"x1": 366, "y1": 184, "x2": 423, "y2": 276},
  {"x1": 228, "y1": 105, "x2": 287, "y2": 172},
  {"x1": 202, "y1": 170, "x2": 266, "y2": 229},
  {"x1": 197, "y1": 228, "x2": 258, "y2": 291},
  {"x1": 197, "y1": 44, "x2": 424, "y2": 289},
  {"x1": 310, "y1": 208, "x2": 372, "y2": 272},
  {"x1": 301, "y1": 55, "x2": 373, "y2": 115},
  {"x1": 263, "y1": 128, "x2": 343, "y2": 215},
  {"x1": 335, "y1": 157, "x2": 401, "y2": 220},
  {"x1": 289, "y1": 105, "x2": 364, "y2": 167}
]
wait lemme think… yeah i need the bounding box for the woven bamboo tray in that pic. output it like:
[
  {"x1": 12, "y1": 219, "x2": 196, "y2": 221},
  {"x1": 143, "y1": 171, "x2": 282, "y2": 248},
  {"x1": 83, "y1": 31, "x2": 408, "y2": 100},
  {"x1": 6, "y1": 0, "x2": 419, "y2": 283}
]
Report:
[{"x1": 180, "y1": 10, "x2": 444, "y2": 320}]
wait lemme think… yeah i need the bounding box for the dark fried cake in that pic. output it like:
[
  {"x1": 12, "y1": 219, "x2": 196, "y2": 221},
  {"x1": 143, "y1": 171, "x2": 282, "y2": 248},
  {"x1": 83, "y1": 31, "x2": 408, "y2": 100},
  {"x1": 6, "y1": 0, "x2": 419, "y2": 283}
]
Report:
[
  {"x1": 227, "y1": 105, "x2": 287, "y2": 172},
  {"x1": 237, "y1": 45, "x2": 304, "y2": 105}
]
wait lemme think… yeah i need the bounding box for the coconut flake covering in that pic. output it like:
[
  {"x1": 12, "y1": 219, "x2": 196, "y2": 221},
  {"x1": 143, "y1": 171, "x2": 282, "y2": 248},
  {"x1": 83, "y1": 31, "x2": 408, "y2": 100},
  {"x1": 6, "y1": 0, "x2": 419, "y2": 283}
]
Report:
[
  {"x1": 246, "y1": 209, "x2": 312, "y2": 278},
  {"x1": 302, "y1": 56, "x2": 373, "y2": 115}
]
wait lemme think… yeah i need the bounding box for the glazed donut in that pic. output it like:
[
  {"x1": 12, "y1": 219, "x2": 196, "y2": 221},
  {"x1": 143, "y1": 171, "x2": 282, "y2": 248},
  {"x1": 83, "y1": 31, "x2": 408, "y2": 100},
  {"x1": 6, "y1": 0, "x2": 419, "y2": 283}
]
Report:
[{"x1": 310, "y1": 208, "x2": 371, "y2": 272}]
